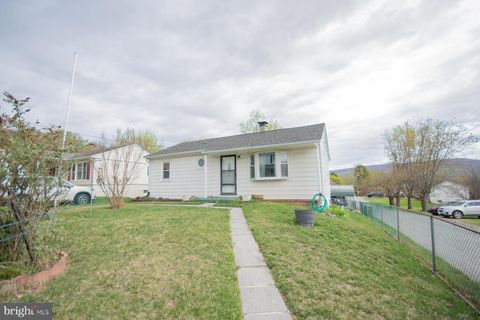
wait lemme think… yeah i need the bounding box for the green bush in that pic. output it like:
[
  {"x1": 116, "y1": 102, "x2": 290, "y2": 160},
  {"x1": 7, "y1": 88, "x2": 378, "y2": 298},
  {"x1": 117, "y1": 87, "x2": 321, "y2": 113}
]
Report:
[{"x1": 328, "y1": 206, "x2": 348, "y2": 217}]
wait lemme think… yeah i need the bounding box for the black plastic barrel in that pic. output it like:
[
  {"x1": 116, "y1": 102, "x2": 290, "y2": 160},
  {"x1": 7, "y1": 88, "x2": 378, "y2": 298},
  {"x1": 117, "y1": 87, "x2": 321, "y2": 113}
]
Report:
[{"x1": 295, "y1": 209, "x2": 316, "y2": 227}]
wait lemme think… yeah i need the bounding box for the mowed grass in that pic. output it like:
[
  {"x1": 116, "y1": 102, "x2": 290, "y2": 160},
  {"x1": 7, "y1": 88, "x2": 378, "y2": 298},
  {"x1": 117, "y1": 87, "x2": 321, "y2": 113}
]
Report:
[
  {"x1": 2, "y1": 205, "x2": 241, "y2": 320},
  {"x1": 368, "y1": 196, "x2": 430, "y2": 212},
  {"x1": 369, "y1": 197, "x2": 480, "y2": 228},
  {"x1": 239, "y1": 201, "x2": 477, "y2": 319}
]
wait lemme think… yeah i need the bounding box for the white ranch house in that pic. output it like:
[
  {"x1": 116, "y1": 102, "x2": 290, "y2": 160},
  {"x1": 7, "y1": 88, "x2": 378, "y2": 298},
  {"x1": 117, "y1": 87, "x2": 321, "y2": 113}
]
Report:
[
  {"x1": 67, "y1": 144, "x2": 149, "y2": 198},
  {"x1": 429, "y1": 180, "x2": 469, "y2": 204},
  {"x1": 146, "y1": 123, "x2": 331, "y2": 201}
]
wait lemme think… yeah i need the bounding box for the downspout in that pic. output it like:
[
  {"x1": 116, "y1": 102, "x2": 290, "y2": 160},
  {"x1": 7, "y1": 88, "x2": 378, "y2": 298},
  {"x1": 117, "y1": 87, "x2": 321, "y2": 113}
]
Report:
[
  {"x1": 315, "y1": 142, "x2": 324, "y2": 194},
  {"x1": 204, "y1": 154, "x2": 208, "y2": 198}
]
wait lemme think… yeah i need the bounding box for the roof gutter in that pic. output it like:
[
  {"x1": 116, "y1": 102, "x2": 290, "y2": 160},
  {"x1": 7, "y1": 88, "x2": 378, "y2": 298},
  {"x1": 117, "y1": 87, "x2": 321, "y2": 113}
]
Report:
[{"x1": 145, "y1": 149, "x2": 206, "y2": 159}]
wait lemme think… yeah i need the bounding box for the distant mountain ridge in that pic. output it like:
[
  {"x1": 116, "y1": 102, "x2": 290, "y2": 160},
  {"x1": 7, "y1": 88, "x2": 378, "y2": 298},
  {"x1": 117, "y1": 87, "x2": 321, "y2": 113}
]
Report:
[{"x1": 331, "y1": 158, "x2": 480, "y2": 177}]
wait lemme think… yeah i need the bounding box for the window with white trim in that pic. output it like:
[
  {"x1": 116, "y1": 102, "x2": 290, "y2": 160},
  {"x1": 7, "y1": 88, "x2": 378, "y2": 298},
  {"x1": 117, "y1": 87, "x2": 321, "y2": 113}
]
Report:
[
  {"x1": 74, "y1": 162, "x2": 89, "y2": 180},
  {"x1": 163, "y1": 162, "x2": 170, "y2": 179},
  {"x1": 259, "y1": 152, "x2": 276, "y2": 177},
  {"x1": 251, "y1": 151, "x2": 289, "y2": 179},
  {"x1": 279, "y1": 151, "x2": 288, "y2": 177}
]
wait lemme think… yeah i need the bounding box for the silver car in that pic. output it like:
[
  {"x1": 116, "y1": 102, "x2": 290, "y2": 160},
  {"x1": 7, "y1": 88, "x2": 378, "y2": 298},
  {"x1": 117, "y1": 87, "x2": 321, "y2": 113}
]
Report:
[{"x1": 438, "y1": 200, "x2": 480, "y2": 219}]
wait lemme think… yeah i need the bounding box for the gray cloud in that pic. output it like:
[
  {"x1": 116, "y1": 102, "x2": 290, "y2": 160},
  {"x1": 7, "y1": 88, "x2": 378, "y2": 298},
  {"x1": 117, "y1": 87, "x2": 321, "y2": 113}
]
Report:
[{"x1": 1, "y1": 0, "x2": 479, "y2": 169}]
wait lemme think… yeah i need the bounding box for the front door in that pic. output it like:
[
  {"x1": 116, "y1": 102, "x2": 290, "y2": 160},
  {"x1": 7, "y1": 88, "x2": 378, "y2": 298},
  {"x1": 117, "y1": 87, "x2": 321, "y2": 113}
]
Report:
[{"x1": 221, "y1": 155, "x2": 236, "y2": 195}]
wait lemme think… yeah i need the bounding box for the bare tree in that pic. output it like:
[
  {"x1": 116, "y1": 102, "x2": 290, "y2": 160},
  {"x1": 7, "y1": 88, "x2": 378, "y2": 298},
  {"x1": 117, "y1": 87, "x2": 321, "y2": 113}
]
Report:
[
  {"x1": 371, "y1": 170, "x2": 406, "y2": 206},
  {"x1": 403, "y1": 119, "x2": 477, "y2": 211},
  {"x1": 239, "y1": 109, "x2": 281, "y2": 133},
  {"x1": 386, "y1": 119, "x2": 478, "y2": 210},
  {"x1": 463, "y1": 165, "x2": 480, "y2": 200},
  {"x1": 95, "y1": 144, "x2": 146, "y2": 209},
  {"x1": 115, "y1": 128, "x2": 162, "y2": 152},
  {"x1": 385, "y1": 122, "x2": 418, "y2": 209},
  {"x1": 371, "y1": 171, "x2": 396, "y2": 205}
]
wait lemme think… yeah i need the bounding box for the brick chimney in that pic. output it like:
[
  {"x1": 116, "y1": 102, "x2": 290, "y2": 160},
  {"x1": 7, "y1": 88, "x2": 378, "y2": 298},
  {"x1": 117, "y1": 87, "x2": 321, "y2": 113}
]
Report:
[{"x1": 258, "y1": 121, "x2": 268, "y2": 132}]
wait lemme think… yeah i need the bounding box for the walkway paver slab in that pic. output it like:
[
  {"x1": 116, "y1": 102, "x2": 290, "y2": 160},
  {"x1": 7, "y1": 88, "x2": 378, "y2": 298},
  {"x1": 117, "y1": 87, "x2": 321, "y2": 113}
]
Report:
[
  {"x1": 237, "y1": 266, "x2": 275, "y2": 287},
  {"x1": 244, "y1": 312, "x2": 292, "y2": 320},
  {"x1": 231, "y1": 223, "x2": 251, "y2": 235},
  {"x1": 229, "y1": 208, "x2": 292, "y2": 320},
  {"x1": 240, "y1": 285, "x2": 289, "y2": 315},
  {"x1": 233, "y1": 246, "x2": 266, "y2": 267}
]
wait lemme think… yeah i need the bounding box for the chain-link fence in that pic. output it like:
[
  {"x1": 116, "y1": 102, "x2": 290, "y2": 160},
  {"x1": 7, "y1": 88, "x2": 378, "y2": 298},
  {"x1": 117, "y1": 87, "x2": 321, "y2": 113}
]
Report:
[{"x1": 346, "y1": 200, "x2": 480, "y2": 311}]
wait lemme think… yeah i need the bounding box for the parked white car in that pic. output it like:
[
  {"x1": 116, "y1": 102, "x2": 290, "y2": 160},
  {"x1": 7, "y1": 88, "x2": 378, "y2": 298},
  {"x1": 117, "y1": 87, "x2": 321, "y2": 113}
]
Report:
[
  {"x1": 438, "y1": 200, "x2": 480, "y2": 219},
  {"x1": 55, "y1": 180, "x2": 94, "y2": 205}
]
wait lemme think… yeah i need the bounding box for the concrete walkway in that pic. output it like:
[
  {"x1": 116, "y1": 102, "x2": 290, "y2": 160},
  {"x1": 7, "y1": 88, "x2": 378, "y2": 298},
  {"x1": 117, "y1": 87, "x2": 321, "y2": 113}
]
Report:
[{"x1": 230, "y1": 208, "x2": 292, "y2": 320}]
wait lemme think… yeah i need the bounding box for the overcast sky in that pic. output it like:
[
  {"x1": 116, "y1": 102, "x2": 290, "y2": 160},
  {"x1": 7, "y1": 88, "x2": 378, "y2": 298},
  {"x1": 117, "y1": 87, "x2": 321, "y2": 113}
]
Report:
[{"x1": 1, "y1": 0, "x2": 479, "y2": 169}]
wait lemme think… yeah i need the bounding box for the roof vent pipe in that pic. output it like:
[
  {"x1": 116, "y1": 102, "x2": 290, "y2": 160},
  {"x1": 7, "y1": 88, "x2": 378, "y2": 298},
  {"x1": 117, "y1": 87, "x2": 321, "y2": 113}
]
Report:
[{"x1": 258, "y1": 121, "x2": 268, "y2": 132}]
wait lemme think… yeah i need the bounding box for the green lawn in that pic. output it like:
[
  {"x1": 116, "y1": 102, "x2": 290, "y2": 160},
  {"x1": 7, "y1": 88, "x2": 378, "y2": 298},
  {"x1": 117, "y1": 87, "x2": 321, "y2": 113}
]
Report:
[
  {"x1": 368, "y1": 196, "x2": 430, "y2": 212},
  {"x1": 238, "y1": 201, "x2": 477, "y2": 319},
  {"x1": 2, "y1": 204, "x2": 241, "y2": 320},
  {"x1": 369, "y1": 197, "x2": 480, "y2": 228}
]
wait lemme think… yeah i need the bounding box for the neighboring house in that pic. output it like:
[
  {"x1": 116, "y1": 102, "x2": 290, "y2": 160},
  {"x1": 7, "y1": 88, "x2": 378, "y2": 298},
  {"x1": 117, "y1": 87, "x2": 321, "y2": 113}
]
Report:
[
  {"x1": 331, "y1": 185, "x2": 355, "y2": 199},
  {"x1": 146, "y1": 122, "x2": 331, "y2": 201},
  {"x1": 430, "y1": 180, "x2": 469, "y2": 204},
  {"x1": 66, "y1": 144, "x2": 149, "y2": 198},
  {"x1": 330, "y1": 185, "x2": 355, "y2": 206}
]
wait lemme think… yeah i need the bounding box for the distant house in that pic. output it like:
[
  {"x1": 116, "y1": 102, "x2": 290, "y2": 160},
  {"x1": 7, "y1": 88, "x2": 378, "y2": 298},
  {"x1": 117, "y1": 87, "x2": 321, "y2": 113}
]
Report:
[
  {"x1": 430, "y1": 180, "x2": 469, "y2": 204},
  {"x1": 66, "y1": 144, "x2": 149, "y2": 198},
  {"x1": 146, "y1": 123, "x2": 331, "y2": 201},
  {"x1": 331, "y1": 185, "x2": 355, "y2": 198}
]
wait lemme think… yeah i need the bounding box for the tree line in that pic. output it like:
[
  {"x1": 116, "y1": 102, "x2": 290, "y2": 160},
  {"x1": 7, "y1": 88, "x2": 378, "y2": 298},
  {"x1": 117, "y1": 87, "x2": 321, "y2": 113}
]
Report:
[{"x1": 66, "y1": 128, "x2": 162, "y2": 154}]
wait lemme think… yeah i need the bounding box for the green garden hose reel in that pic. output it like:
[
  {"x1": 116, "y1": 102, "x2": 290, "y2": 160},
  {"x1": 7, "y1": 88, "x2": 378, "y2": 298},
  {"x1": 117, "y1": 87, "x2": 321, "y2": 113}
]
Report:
[{"x1": 310, "y1": 193, "x2": 328, "y2": 212}]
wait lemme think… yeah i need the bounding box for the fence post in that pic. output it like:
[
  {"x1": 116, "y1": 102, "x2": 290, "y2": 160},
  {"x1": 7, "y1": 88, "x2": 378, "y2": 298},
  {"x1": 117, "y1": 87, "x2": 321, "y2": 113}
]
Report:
[
  {"x1": 396, "y1": 207, "x2": 400, "y2": 241},
  {"x1": 380, "y1": 207, "x2": 384, "y2": 230},
  {"x1": 430, "y1": 216, "x2": 436, "y2": 273}
]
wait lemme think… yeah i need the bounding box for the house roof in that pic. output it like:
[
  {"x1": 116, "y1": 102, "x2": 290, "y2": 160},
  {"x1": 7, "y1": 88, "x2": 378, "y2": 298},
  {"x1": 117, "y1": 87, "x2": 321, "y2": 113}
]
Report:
[
  {"x1": 66, "y1": 144, "x2": 141, "y2": 160},
  {"x1": 331, "y1": 185, "x2": 355, "y2": 197},
  {"x1": 147, "y1": 123, "x2": 325, "y2": 158},
  {"x1": 433, "y1": 180, "x2": 467, "y2": 189}
]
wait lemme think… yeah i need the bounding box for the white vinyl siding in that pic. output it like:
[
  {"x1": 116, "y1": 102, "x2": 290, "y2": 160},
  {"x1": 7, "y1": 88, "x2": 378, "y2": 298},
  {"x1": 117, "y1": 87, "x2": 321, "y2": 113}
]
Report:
[
  {"x1": 69, "y1": 145, "x2": 149, "y2": 198},
  {"x1": 236, "y1": 147, "x2": 321, "y2": 200},
  {"x1": 148, "y1": 155, "x2": 204, "y2": 199},
  {"x1": 147, "y1": 143, "x2": 330, "y2": 200}
]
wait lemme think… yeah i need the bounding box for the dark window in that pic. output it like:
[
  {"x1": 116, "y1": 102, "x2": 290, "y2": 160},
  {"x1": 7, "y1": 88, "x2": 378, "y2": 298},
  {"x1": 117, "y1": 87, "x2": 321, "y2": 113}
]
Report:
[
  {"x1": 259, "y1": 152, "x2": 275, "y2": 177},
  {"x1": 198, "y1": 158, "x2": 205, "y2": 167},
  {"x1": 163, "y1": 162, "x2": 170, "y2": 179},
  {"x1": 250, "y1": 155, "x2": 255, "y2": 179},
  {"x1": 70, "y1": 165, "x2": 76, "y2": 181}
]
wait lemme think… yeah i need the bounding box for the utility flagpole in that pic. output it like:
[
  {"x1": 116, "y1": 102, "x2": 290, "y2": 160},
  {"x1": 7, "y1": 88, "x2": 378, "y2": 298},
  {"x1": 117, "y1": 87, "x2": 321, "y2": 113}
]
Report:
[
  {"x1": 55, "y1": 52, "x2": 78, "y2": 209},
  {"x1": 62, "y1": 52, "x2": 78, "y2": 149}
]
